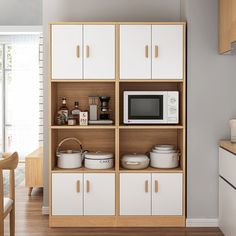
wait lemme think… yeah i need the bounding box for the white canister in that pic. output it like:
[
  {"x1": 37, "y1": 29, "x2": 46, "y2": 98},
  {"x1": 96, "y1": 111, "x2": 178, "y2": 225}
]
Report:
[
  {"x1": 84, "y1": 152, "x2": 114, "y2": 169},
  {"x1": 230, "y1": 119, "x2": 236, "y2": 143}
]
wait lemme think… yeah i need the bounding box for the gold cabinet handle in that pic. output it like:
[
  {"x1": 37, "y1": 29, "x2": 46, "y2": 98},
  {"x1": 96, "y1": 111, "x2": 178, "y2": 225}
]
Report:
[
  {"x1": 76, "y1": 180, "x2": 80, "y2": 192},
  {"x1": 155, "y1": 45, "x2": 158, "y2": 58},
  {"x1": 155, "y1": 180, "x2": 158, "y2": 193},
  {"x1": 86, "y1": 180, "x2": 90, "y2": 193},
  {"x1": 145, "y1": 180, "x2": 149, "y2": 193},
  {"x1": 76, "y1": 45, "x2": 80, "y2": 58},
  {"x1": 145, "y1": 45, "x2": 149, "y2": 58},
  {"x1": 86, "y1": 45, "x2": 90, "y2": 58}
]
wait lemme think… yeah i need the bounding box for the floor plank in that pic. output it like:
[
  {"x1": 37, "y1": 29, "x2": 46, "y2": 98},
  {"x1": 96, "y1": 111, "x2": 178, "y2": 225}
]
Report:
[{"x1": 4, "y1": 186, "x2": 224, "y2": 236}]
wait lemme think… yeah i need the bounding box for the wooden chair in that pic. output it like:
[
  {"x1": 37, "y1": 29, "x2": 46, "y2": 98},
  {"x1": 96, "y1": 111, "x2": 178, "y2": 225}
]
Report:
[{"x1": 0, "y1": 152, "x2": 19, "y2": 236}]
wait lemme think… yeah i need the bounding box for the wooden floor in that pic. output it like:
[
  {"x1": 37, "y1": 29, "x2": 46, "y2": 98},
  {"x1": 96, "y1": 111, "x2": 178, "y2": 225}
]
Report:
[{"x1": 4, "y1": 186, "x2": 224, "y2": 236}]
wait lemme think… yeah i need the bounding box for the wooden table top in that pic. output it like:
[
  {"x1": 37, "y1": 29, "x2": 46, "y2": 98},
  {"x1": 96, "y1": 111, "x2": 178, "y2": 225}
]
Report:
[{"x1": 25, "y1": 147, "x2": 43, "y2": 159}]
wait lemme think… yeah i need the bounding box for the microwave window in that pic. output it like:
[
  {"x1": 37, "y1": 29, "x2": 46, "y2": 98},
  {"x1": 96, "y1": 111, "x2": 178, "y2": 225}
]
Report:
[{"x1": 128, "y1": 95, "x2": 163, "y2": 119}]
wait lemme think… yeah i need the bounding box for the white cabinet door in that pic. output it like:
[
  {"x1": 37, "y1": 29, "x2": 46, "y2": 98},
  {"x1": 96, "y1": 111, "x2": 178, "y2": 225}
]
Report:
[
  {"x1": 52, "y1": 25, "x2": 83, "y2": 79},
  {"x1": 219, "y1": 177, "x2": 236, "y2": 236},
  {"x1": 152, "y1": 25, "x2": 183, "y2": 79},
  {"x1": 219, "y1": 147, "x2": 236, "y2": 187},
  {"x1": 120, "y1": 173, "x2": 151, "y2": 215},
  {"x1": 83, "y1": 25, "x2": 115, "y2": 79},
  {"x1": 84, "y1": 173, "x2": 115, "y2": 215},
  {"x1": 52, "y1": 173, "x2": 83, "y2": 215},
  {"x1": 120, "y1": 25, "x2": 151, "y2": 79},
  {"x1": 152, "y1": 173, "x2": 182, "y2": 215}
]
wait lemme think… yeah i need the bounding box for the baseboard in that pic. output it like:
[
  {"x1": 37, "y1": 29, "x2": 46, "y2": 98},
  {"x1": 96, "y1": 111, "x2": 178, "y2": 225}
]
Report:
[
  {"x1": 42, "y1": 206, "x2": 49, "y2": 215},
  {"x1": 40, "y1": 210, "x2": 219, "y2": 227},
  {"x1": 186, "y1": 218, "x2": 219, "y2": 227}
]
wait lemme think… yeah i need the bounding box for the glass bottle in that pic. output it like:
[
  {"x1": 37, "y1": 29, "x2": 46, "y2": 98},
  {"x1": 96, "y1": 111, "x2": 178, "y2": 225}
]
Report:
[
  {"x1": 59, "y1": 97, "x2": 69, "y2": 123},
  {"x1": 71, "y1": 101, "x2": 81, "y2": 124}
]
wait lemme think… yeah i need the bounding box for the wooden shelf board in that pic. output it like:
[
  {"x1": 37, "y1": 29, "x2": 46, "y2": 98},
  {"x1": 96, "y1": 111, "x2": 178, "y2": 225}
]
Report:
[
  {"x1": 51, "y1": 79, "x2": 116, "y2": 83},
  {"x1": 119, "y1": 125, "x2": 184, "y2": 129},
  {"x1": 51, "y1": 125, "x2": 116, "y2": 130},
  {"x1": 119, "y1": 167, "x2": 183, "y2": 173},
  {"x1": 119, "y1": 79, "x2": 184, "y2": 83},
  {"x1": 52, "y1": 167, "x2": 116, "y2": 173}
]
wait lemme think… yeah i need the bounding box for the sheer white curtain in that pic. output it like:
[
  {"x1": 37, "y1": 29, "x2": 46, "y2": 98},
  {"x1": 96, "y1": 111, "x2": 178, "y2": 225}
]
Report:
[{"x1": 0, "y1": 34, "x2": 40, "y2": 160}]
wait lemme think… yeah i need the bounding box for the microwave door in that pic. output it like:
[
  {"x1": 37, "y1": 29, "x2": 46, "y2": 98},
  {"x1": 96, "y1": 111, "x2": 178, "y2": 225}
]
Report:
[{"x1": 127, "y1": 95, "x2": 164, "y2": 123}]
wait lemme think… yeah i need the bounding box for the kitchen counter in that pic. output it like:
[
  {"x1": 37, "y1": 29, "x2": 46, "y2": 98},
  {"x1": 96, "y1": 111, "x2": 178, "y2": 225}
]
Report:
[
  {"x1": 219, "y1": 140, "x2": 236, "y2": 155},
  {"x1": 219, "y1": 142, "x2": 236, "y2": 236}
]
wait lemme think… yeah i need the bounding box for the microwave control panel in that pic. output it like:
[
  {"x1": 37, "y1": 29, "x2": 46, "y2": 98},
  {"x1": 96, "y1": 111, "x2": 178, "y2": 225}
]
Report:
[{"x1": 167, "y1": 92, "x2": 179, "y2": 123}]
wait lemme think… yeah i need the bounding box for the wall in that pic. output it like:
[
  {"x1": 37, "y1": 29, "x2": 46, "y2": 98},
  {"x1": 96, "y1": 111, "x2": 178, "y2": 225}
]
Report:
[
  {"x1": 182, "y1": 0, "x2": 236, "y2": 218},
  {"x1": 0, "y1": 0, "x2": 42, "y2": 25},
  {"x1": 42, "y1": 0, "x2": 236, "y2": 219}
]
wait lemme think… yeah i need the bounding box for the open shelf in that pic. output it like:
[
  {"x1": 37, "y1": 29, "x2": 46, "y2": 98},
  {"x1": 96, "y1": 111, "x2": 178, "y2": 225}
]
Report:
[
  {"x1": 119, "y1": 81, "x2": 184, "y2": 126},
  {"x1": 119, "y1": 167, "x2": 183, "y2": 173},
  {"x1": 119, "y1": 128, "x2": 184, "y2": 170},
  {"x1": 52, "y1": 167, "x2": 116, "y2": 173},
  {"x1": 51, "y1": 129, "x2": 116, "y2": 171},
  {"x1": 51, "y1": 79, "x2": 116, "y2": 83},
  {"x1": 51, "y1": 81, "x2": 116, "y2": 126},
  {"x1": 51, "y1": 125, "x2": 116, "y2": 129},
  {"x1": 119, "y1": 125, "x2": 184, "y2": 129}
]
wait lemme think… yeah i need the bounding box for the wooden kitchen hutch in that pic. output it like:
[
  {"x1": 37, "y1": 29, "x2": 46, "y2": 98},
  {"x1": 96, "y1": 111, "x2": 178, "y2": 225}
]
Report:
[{"x1": 48, "y1": 22, "x2": 186, "y2": 227}]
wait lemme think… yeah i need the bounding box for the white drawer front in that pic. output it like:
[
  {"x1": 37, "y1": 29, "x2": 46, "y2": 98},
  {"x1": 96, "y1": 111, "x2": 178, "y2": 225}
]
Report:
[
  {"x1": 219, "y1": 177, "x2": 236, "y2": 236},
  {"x1": 219, "y1": 147, "x2": 236, "y2": 187}
]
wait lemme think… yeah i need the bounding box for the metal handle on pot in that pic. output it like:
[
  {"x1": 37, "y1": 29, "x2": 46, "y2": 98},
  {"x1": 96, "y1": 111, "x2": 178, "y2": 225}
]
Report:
[{"x1": 56, "y1": 137, "x2": 83, "y2": 155}]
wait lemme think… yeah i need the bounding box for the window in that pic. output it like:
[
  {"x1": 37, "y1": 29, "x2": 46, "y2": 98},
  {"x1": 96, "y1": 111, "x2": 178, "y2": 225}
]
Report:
[{"x1": 0, "y1": 34, "x2": 41, "y2": 160}]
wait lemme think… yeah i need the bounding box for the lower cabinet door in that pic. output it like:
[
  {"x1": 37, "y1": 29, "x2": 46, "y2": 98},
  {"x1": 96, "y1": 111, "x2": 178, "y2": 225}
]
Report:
[
  {"x1": 83, "y1": 173, "x2": 115, "y2": 215},
  {"x1": 219, "y1": 177, "x2": 236, "y2": 236},
  {"x1": 52, "y1": 173, "x2": 83, "y2": 215},
  {"x1": 152, "y1": 173, "x2": 182, "y2": 215},
  {"x1": 120, "y1": 173, "x2": 151, "y2": 215}
]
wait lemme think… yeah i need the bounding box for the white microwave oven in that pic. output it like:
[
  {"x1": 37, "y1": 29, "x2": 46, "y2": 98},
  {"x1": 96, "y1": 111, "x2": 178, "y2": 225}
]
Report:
[{"x1": 123, "y1": 91, "x2": 179, "y2": 124}]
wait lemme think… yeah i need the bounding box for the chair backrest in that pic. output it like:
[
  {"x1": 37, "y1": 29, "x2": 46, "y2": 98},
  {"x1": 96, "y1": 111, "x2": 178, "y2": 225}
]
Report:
[
  {"x1": 0, "y1": 152, "x2": 19, "y2": 170},
  {"x1": 0, "y1": 152, "x2": 19, "y2": 221}
]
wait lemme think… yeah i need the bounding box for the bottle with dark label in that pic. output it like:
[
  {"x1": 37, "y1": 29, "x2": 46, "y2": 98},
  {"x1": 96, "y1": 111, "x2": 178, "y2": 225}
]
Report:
[
  {"x1": 59, "y1": 97, "x2": 69, "y2": 123},
  {"x1": 71, "y1": 101, "x2": 81, "y2": 124}
]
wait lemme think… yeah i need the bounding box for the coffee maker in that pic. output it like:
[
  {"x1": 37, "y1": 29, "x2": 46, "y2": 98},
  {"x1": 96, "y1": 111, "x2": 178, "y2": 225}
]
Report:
[
  {"x1": 99, "y1": 96, "x2": 111, "y2": 120},
  {"x1": 88, "y1": 96, "x2": 113, "y2": 125}
]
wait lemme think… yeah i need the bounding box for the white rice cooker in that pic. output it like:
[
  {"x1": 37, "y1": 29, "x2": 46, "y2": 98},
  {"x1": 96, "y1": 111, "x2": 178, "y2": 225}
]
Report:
[
  {"x1": 56, "y1": 137, "x2": 86, "y2": 169},
  {"x1": 84, "y1": 151, "x2": 114, "y2": 169},
  {"x1": 150, "y1": 145, "x2": 179, "y2": 169}
]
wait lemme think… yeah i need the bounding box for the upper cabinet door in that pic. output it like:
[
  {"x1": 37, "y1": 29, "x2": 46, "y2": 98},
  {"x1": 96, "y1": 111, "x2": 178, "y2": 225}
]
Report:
[
  {"x1": 83, "y1": 25, "x2": 115, "y2": 79},
  {"x1": 120, "y1": 25, "x2": 151, "y2": 79},
  {"x1": 152, "y1": 173, "x2": 182, "y2": 216},
  {"x1": 52, "y1": 25, "x2": 83, "y2": 80},
  {"x1": 120, "y1": 173, "x2": 151, "y2": 215},
  {"x1": 152, "y1": 25, "x2": 183, "y2": 79},
  {"x1": 84, "y1": 173, "x2": 115, "y2": 215},
  {"x1": 52, "y1": 173, "x2": 83, "y2": 215}
]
